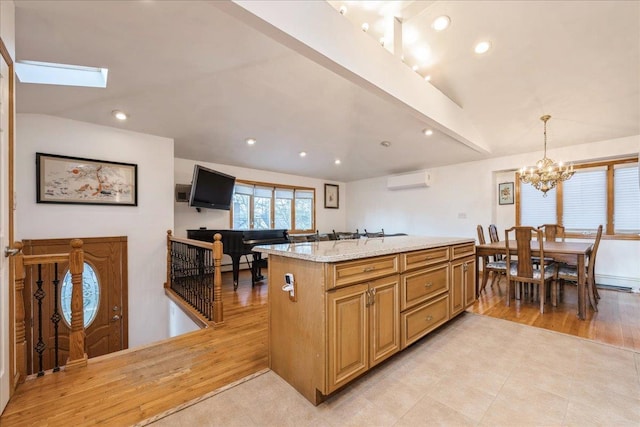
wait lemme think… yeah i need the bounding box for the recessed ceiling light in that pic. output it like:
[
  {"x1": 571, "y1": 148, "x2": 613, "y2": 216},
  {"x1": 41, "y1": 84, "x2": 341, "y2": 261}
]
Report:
[
  {"x1": 422, "y1": 129, "x2": 433, "y2": 136},
  {"x1": 380, "y1": 141, "x2": 391, "y2": 147},
  {"x1": 412, "y1": 65, "x2": 419, "y2": 71},
  {"x1": 361, "y1": 23, "x2": 369, "y2": 32},
  {"x1": 339, "y1": 5, "x2": 347, "y2": 15},
  {"x1": 299, "y1": 151, "x2": 307, "y2": 157},
  {"x1": 432, "y1": 16, "x2": 451, "y2": 32},
  {"x1": 112, "y1": 110, "x2": 127, "y2": 121},
  {"x1": 245, "y1": 138, "x2": 256, "y2": 146},
  {"x1": 424, "y1": 75, "x2": 431, "y2": 81},
  {"x1": 335, "y1": 159, "x2": 341, "y2": 165},
  {"x1": 474, "y1": 41, "x2": 492, "y2": 54}
]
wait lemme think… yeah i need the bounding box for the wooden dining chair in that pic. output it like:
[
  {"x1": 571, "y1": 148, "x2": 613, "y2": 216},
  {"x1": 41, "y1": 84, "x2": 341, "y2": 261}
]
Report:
[
  {"x1": 557, "y1": 225, "x2": 603, "y2": 311},
  {"x1": 505, "y1": 226, "x2": 558, "y2": 313},
  {"x1": 538, "y1": 224, "x2": 566, "y2": 242},
  {"x1": 488, "y1": 224, "x2": 504, "y2": 261},
  {"x1": 477, "y1": 225, "x2": 506, "y2": 292},
  {"x1": 332, "y1": 229, "x2": 360, "y2": 240}
]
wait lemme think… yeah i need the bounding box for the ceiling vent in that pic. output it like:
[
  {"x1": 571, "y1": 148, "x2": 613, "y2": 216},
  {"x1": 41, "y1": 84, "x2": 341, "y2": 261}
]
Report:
[{"x1": 387, "y1": 171, "x2": 432, "y2": 190}]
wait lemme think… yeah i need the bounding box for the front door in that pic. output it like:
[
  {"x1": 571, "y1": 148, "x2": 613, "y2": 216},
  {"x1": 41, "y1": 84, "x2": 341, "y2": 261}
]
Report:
[{"x1": 23, "y1": 237, "x2": 128, "y2": 373}]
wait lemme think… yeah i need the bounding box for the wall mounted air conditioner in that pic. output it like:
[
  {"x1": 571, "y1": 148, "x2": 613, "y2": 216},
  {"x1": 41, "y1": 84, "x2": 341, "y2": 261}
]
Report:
[{"x1": 386, "y1": 171, "x2": 432, "y2": 190}]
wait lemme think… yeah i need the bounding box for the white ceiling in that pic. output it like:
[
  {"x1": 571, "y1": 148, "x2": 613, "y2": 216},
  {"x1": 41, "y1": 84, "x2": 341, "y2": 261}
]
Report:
[{"x1": 14, "y1": 0, "x2": 640, "y2": 182}]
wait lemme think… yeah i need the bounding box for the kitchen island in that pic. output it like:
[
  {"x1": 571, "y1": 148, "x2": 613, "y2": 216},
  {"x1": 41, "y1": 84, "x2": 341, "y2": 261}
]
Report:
[{"x1": 254, "y1": 235, "x2": 476, "y2": 405}]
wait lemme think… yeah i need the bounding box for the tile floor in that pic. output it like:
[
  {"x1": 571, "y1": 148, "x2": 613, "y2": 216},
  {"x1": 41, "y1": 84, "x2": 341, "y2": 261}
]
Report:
[{"x1": 150, "y1": 313, "x2": 640, "y2": 426}]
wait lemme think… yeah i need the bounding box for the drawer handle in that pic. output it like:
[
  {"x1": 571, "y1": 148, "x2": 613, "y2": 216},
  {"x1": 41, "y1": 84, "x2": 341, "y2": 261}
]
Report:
[
  {"x1": 426, "y1": 315, "x2": 433, "y2": 321},
  {"x1": 424, "y1": 282, "x2": 433, "y2": 288},
  {"x1": 363, "y1": 266, "x2": 376, "y2": 272}
]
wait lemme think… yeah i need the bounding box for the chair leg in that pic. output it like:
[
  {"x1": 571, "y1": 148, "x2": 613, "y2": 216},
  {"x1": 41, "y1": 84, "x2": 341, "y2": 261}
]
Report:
[
  {"x1": 539, "y1": 282, "x2": 545, "y2": 314},
  {"x1": 587, "y1": 275, "x2": 598, "y2": 311},
  {"x1": 481, "y1": 268, "x2": 490, "y2": 293},
  {"x1": 551, "y1": 280, "x2": 558, "y2": 307}
]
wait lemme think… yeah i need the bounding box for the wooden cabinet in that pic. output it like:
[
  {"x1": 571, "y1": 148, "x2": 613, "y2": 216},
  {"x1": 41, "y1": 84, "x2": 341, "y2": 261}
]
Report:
[
  {"x1": 326, "y1": 275, "x2": 399, "y2": 393},
  {"x1": 450, "y1": 253, "x2": 477, "y2": 316},
  {"x1": 267, "y1": 238, "x2": 475, "y2": 406}
]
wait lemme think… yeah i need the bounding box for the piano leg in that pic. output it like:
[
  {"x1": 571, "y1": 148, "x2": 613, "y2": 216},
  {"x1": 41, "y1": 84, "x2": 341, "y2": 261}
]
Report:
[{"x1": 231, "y1": 255, "x2": 241, "y2": 290}]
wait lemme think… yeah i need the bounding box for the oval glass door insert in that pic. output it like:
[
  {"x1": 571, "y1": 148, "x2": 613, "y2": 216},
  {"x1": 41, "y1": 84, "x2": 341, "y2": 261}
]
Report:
[{"x1": 61, "y1": 262, "x2": 100, "y2": 328}]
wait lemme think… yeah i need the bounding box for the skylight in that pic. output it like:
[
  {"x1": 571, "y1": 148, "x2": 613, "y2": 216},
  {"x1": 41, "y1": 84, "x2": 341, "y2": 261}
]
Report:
[{"x1": 15, "y1": 60, "x2": 108, "y2": 88}]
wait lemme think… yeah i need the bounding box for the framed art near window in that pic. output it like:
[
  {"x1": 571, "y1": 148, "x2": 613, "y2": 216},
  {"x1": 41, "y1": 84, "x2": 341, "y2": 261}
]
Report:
[
  {"x1": 498, "y1": 182, "x2": 514, "y2": 205},
  {"x1": 324, "y1": 183, "x2": 339, "y2": 209},
  {"x1": 36, "y1": 152, "x2": 138, "y2": 206}
]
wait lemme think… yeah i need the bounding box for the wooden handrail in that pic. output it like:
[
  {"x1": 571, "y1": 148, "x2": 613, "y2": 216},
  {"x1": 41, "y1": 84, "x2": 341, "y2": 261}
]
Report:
[
  {"x1": 13, "y1": 239, "x2": 86, "y2": 384},
  {"x1": 165, "y1": 230, "x2": 224, "y2": 326}
]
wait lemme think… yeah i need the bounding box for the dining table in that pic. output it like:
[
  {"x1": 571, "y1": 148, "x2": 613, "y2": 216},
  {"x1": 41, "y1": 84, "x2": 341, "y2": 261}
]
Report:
[{"x1": 475, "y1": 240, "x2": 593, "y2": 319}]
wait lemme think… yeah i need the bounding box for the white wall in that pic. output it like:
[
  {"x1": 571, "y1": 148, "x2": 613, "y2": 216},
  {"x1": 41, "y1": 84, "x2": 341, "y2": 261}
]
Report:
[
  {"x1": 174, "y1": 157, "x2": 347, "y2": 239},
  {"x1": 16, "y1": 114, "x2": 175, "y2": 347},
  {"x1": 347, "y1": 135, "x2": 640, "y2": 289}
]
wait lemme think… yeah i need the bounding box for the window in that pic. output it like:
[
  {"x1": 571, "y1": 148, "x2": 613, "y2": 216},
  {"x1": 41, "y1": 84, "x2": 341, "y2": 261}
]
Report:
[
  {"x1": 231, "y1": 181, "x2": 315, "y2": 232},
  {"x1": 517, "y1": 157, "x2": 639, "y2": 239}
]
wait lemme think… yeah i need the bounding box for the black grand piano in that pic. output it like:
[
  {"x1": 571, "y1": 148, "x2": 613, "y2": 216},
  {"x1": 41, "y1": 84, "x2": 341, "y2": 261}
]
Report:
[{"x1": 186, "y1": 228, "x2": 289, "y2": 290}]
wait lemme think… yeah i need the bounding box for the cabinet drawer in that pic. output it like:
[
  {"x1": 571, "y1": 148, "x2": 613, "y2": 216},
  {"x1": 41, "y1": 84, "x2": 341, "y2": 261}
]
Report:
[
  {"x1": 451, "y1": 243, "x2": 475, "y2": 260},
  {"x1": 327, "y1": 255, "x2": 399, "y2": 289},
  {"x1": 401, "y1": 294, "x2": 449, "y2": 349},
  {"x1": 401, "y1": 247, "x2": 449, "y2": 272},
  {"x1": 400, "y1": 263, "x2": 449, "y2": 311}
]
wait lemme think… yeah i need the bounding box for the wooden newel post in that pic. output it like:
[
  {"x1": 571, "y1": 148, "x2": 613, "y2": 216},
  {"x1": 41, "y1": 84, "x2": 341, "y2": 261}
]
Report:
[
  {"x1": 165, "y1": 230, "x2": 172, "y2": 289},
  {"x1": 212, "y1": 233, "x2": 224, "y2": 325},
  {"x1": 13, "y1": 241, "x2": 27, "y2": 384},
  {"x1": 66, "y1": 238, "x2": 88, "y2": 369}
]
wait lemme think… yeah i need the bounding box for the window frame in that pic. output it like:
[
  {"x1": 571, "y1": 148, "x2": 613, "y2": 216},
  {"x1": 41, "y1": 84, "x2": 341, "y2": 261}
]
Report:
[
  {"x1": 516, "y1": 156, "x2": 639, "y2": 240},
  {"x1": 230, "y1": 179, "x2": 316, "y2": 233}
]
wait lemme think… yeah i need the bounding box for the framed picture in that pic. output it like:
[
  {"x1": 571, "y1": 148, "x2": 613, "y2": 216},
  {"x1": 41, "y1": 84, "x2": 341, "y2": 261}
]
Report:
[
  {"x1": 36, "y1": 152, "x2": 138, "y2": 206},
  {"x1": 498, "y1": 182, "x2": 514, "y2": 205},
  {"x1": 324, "y1": 183, "x2": 339, "y2": 209}
]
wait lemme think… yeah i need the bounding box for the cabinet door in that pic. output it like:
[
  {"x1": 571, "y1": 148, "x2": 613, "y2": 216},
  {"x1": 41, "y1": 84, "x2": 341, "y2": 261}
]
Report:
[
  {"x1": 464, "y1": 257, "x2": 477, "y2": 307},
  {"x1": 327, "y1": 283, "x2": 369, "y2": 393},
  {"x1": 450, "y1": 260, "x2": 465, "y2": 317},
  {"x1": 369, "y1": 276, "x2": 400, "y2": 368}
]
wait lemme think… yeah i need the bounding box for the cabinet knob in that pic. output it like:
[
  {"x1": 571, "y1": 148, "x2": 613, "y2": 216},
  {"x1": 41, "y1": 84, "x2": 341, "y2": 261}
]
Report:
[
  {"x1": 363, "y1": 266, "x2": 375, "y2": 272},
  {"x1": 424, "y1": 282, "x2": 433, "y2": 288},
  {"x1": 426, "y1": 315, "x2": 433, "y2": 321}
]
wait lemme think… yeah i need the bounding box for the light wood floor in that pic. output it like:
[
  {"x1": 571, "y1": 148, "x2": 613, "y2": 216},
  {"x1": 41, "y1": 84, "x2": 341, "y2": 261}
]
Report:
[
  {"x1": 2, "y1": 271, "x2": 639, "y2": 426},
  {"x1": 0, "y1": 271, "x2": 269, "y2": 426},
  {"x1": 468, "y1": 275, "x2": 640, "y2": 351}
]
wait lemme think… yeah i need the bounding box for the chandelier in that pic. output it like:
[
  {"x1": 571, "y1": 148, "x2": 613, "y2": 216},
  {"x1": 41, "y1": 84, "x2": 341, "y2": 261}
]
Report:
[{"x1": 519, "y1": 115, "x2": 574, "y2": 196}]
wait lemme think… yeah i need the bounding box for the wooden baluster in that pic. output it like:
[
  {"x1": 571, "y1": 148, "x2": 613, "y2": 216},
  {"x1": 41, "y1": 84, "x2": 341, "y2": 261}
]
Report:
[
  {"x1": 66, "y1": 239, "x2": 87, "y2": 369},
  {"x1": 165, "y1": 230, "x2": 172, "y2": 290},
  {"x1": 13, "y1": 241, "x2": 26, "y2": 384},
  {"x1": 212, "y1": 233, "x2": 224, "y2": 325}
]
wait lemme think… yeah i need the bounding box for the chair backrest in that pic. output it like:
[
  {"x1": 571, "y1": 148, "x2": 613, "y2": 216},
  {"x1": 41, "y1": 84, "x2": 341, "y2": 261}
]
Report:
[
  {"x1": 477, "y1": 225, "x2": 486, "y2": 245},
  {"x1": 588, "y1": 225, "x2": 603, "y2": 278},
  {"x1": 364, "y1": 228, "x2": 384, "y2": 238},
  {"x1": 333, "y1": 229, "x2": 359, "y2": 240},
  {"x1": 538, "y1": 224, "x2": 565, "y2": 242},
  {"x1": 486, "y1": 224, "x2": 504, "y2": 261},
  {"x1": 505, "y1": 226, "x2": 545, "y2": 280},
  {"x1": 288, "y1": 234, "x2": 308, "y2": 243},
  {"x1": 488, "y1": 224, "x2": 500, "y2": 243}
]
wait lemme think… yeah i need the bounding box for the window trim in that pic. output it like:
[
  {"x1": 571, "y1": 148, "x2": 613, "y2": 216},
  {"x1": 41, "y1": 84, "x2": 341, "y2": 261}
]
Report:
[
  {"x1": 230, "y1": 179, "x2": 316, "y2": 233},
  {"x1": 516, "y1": 156, "x2": 639, "y2": 240}
]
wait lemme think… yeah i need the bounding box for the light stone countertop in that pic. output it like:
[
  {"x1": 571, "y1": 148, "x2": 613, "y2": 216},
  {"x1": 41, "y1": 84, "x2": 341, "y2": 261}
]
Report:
[{"x1": 253, "y1": 235, "x2": 475, "y2": 263}]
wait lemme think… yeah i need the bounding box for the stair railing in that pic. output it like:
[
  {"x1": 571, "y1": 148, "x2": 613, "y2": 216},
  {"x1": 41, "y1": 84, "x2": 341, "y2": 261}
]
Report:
[
  {"x1": 13, "y1": 239, "x2": 86, "y2": 383},
  {"x1": 165, "y1": 230, "x2": 223, "y2": 326}
]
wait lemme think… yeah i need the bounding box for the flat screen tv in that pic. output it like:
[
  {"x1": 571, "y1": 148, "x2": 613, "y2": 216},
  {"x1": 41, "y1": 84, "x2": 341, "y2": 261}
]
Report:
[{"x1": 188, "y1": 165, "x2": 236, "y2": 211}]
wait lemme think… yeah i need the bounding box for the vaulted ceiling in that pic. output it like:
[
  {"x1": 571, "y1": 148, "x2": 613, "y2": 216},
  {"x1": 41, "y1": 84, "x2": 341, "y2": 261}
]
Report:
[{"x1": 14, "y1": 1, "x2": 640, "y2": 182}]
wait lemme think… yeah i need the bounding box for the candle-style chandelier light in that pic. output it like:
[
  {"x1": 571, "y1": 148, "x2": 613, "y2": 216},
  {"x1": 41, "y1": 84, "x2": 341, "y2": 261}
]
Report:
[{"x1": 519, "y1": 115, "x2": 574, "y2": 196}]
